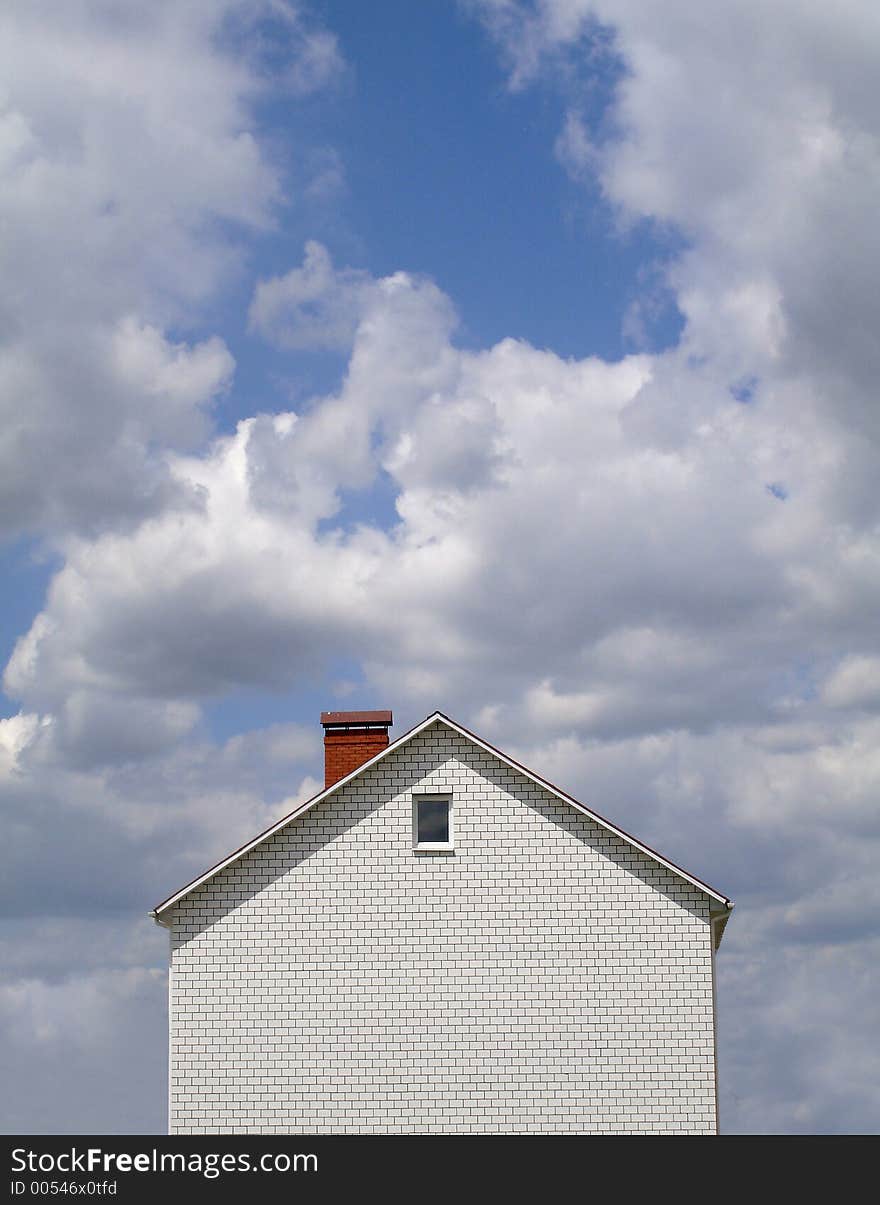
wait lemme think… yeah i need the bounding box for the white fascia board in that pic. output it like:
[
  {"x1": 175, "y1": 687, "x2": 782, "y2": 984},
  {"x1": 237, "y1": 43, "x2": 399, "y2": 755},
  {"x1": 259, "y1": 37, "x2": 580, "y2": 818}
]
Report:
[{"x1": 152, "y1": 710, "x2": 732, "y2": 919}]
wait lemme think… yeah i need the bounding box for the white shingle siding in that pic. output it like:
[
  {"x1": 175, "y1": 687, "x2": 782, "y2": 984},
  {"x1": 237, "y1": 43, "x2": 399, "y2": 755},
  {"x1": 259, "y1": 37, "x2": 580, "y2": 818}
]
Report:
[{"x1": 166, "y1": 723, "x2": 718, "y2": 1134}]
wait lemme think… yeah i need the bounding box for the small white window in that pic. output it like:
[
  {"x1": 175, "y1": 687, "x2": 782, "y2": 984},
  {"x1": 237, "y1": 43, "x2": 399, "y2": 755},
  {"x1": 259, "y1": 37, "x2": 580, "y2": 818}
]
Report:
[{"x1": 413, "y1": 795, "x2": 453, "y2": 851}]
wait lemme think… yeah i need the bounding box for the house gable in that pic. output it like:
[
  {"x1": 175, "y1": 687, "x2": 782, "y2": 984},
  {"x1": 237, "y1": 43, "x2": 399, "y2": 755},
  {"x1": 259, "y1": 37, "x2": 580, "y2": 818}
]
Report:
[{"x1": 152, "y1": 712, "x2": 732, "y2": 942}]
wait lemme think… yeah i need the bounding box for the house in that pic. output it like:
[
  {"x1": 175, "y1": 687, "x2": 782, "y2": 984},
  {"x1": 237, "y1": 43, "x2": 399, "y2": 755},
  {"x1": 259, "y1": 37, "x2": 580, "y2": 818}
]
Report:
[{"x1": 151, "y1": 710, "x2": 733, "y2": 1134}]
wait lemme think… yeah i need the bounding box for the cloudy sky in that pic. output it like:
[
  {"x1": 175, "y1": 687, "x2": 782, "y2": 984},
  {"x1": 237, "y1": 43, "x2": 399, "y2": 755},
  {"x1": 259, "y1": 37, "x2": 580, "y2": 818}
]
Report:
[{"x1": 1, "y1": 0, "x2": 878, "y2": 1134}]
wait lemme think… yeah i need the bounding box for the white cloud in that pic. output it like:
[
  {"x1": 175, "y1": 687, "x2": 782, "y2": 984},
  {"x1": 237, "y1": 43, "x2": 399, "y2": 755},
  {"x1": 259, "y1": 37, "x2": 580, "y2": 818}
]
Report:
[
  {"x1": 0, "y1": 712, "x2": 45, "y2": 779},
  {"x1": 249, "y1": 241, "x2": 377, "y2": 351},
  {"x1": 476, "y1": 1, "x2": 880, "y2": 455},
  {"x1": 822, "y1": 655, "x2": 880, "y2": 711},
  {"x1": 111, "y1": 319, "x2": 234, "y2": 436},
  {"x1": 3, "y1": 249, "x2": 870, "y2": 744},
  {"x1": 0, "y1": 1, "x2": 340, "y2": 540}
]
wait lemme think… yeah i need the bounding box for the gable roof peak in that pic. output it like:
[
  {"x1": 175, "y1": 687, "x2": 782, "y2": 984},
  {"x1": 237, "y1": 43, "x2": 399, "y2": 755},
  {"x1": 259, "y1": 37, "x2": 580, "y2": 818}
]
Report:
[{"x1": 150, "y1": 708, "x2": 732, "y2": 933}]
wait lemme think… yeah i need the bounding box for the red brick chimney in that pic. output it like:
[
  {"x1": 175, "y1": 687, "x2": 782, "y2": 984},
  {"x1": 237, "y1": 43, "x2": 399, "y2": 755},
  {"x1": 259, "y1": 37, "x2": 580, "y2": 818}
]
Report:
[{"x1": 321, "y1": 710, "x2": 393, "y2": 788}]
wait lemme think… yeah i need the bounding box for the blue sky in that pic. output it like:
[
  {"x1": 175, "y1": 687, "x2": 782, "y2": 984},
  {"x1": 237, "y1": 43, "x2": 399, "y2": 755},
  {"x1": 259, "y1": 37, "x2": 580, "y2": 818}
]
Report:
[
  {"x1": 1, "y1": 0, "x2": 879, "y2": 1135},
  {"x1": 215, "y1": 0, "x2": 682, "y2": 428}
]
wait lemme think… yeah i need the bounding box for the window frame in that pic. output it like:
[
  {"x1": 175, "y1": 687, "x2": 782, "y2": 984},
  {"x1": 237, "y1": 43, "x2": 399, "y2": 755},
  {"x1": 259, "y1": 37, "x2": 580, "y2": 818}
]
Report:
[{"x1": 412, "y1": 793, "x2": 454, "y2": 852}]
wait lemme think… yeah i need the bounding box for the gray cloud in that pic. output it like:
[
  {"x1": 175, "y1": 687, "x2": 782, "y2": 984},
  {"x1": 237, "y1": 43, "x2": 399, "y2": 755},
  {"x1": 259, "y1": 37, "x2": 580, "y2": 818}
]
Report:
[
  {"x1": 0, "y1": 714, "x2": 321, "y2": 923},
  {"x1": 0, "y1": 951, "x2": 168, "y2": 1133}
]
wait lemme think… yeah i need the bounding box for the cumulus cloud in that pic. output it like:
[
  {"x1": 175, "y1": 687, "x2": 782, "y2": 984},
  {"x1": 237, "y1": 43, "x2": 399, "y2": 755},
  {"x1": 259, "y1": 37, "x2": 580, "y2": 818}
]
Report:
[
  {"x1": 5, "y1": 259, "x2": 846, "y2": 756},
  {"x1": 249, "y1": 241, "x2": 378, "y2": 351},
  {"x1": 477, "y1": 2, "x2": 880, "y2": 449},
  {"x1": 0, "y1": 1, "x2": 341, "y2": 540},
  {"x1": 5, "y1": 239, "x2": 876, "y2": 752}
]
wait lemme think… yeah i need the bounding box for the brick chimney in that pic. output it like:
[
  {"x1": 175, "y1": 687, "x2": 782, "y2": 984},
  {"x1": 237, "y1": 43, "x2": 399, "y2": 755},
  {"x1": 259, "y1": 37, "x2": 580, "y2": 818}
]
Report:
[{"x1": 321, "y1": 710, "x2": 393, "y2": 788}]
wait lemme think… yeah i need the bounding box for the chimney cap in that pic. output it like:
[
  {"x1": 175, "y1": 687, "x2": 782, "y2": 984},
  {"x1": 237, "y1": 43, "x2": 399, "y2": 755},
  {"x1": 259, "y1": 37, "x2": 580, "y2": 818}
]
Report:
[{"x1": 320, "y1": 710, "x2": 392, "y2": 730}]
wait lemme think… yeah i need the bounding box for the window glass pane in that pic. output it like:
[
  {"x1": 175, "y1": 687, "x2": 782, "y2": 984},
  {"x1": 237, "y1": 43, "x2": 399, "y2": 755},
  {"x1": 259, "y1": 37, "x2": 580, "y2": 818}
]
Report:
[{"x1": 417, "y1": 799, "x2": 449, "y2": 844}]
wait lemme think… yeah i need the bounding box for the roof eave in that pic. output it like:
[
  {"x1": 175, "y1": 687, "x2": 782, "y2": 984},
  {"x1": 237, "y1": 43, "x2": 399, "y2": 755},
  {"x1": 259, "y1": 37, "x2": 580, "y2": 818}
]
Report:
[{"x1": 710, "y1": 903, "x2": 735, "y2": 949}]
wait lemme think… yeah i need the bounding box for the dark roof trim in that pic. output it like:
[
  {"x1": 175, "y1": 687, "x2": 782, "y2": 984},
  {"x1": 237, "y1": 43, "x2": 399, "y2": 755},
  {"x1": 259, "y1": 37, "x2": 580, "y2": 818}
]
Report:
[{"x1": 320, "y1": 710, "x2": 392, "y2": 729}]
